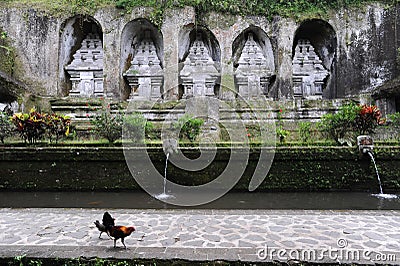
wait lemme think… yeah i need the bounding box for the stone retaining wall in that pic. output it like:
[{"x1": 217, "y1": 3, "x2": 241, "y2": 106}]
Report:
[{"x1": 0, "y1": 146, "x2": 399, "y2": 192}]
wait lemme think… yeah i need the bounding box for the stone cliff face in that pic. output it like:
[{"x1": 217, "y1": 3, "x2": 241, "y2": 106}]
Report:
[
  {"x1": 0, "y1": 3, "x2": 398, "y2": 103},
  {"x1": 333, "y1": 4, "x2": 399, "y2": 98}
]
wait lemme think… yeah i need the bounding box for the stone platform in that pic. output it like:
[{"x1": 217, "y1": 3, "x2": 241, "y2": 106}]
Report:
[{"x1": 0, "y1": 208, "x2": 399, "y2": 265}]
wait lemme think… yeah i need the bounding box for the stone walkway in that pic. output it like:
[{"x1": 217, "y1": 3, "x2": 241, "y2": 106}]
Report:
[{"x1": 0, "y1": 208, "x2": 399, "y2": 264}]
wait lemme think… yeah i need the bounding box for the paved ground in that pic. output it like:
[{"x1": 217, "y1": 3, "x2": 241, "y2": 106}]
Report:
[{"x1": 0, "y1": 208, "x2": 399, "y2": 264}]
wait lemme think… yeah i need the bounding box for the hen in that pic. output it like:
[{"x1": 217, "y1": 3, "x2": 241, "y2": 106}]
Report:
[
  {"x1": 108, "y1": 225, "x2": 136, "y2": 249},
  {"x1": 94, "y1": 211, "x2": 115, "y2": 239}
]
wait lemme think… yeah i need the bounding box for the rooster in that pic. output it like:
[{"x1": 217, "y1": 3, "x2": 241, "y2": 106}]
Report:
[
  {"x1": 108, "y1": 225, "x2": 136, "y2": 249},
  {"x1": 94, "y1": 211, "x2": 115, "y2": 239}
]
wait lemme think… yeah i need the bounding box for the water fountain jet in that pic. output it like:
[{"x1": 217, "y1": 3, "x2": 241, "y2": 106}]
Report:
[
  {"x1": 357, "y1": 135, "x2": 397, "y2": 199},
  {"x1": 155, "y1": 139, "x2": 177, "y2": 200}
]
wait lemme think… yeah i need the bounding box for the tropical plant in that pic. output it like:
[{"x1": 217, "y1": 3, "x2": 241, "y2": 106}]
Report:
[
  {"x1": 354, "y1": 104, "x2": 385, "y2": 135},
  {"x1": 298, "y1": 121, "x2": 312, "y2": 143},
  {"x1": 276, "y1": 125, "x2": 289, "y2": 143},
  {"x1": 44, "y1": 113, "x2": 71, "y2": 143},
  {"x1": 317, "y1": 102, "x2": 361, "y2": 145},
  {"x1": 387, "y1": 112, "x2": 400, "y2": 129},
  {"x1": 123, "y1": 112, "x2": 153, "y2": 144},
  {"x1": 90, "y1": 106, "x2": 123, "y2": 143},
  {"x1": 275, "y1": 107, "x2": 289, "y2": 143},
  {"x1": 245, "y1": 124, "x2": 261, "y2": 143},
  {"x1": 174, "y1": 114, "x2": 204, "y2": 142},
  {"x1": 11, "y1": 108, "x2": 71, "y2": 144},
  {"x1": 0, "y1": 111, "x2": 13, "y2": 144}
]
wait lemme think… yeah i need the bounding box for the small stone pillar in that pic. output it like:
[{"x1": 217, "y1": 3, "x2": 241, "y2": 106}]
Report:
[
  {"x1": 180, "y1": 34, "x2": 220, "y2": 98},
  {"x1": 234, "y1": 33, "x2": 273, "y2": 98},
  {"x1": 123, "y1": 31, "x2": 163, "y2": 101},
  {"x1": 292, "y1": 39, "x2": 329, "y2": 99},
  {"x1": 65, "y1": 33, "x2": 104, "y2": 98},
  {"x1": 357, "y1": 135, "x2": 374, "y2": 155}
]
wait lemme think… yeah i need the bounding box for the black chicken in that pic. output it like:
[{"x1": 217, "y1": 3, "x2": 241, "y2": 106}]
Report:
[{"x1": 94, "y1": 211, "x2": 115, "y2": 239}]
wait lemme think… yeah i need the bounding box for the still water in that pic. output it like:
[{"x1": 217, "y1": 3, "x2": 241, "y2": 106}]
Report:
[{"x1": 0, "y1": 191, "x2": 399, "y2": 210}]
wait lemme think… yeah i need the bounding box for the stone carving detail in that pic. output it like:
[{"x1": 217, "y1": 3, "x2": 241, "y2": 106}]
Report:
[
  {"x1": 292, "y1": 39, "x2": 329, "y2": 99},
  {"x1": 65, "y1": 33, "x2": 104, "y2": 98},
  {"x1": 180, "y1": 34, "x2": 220, "y2": 98},
  {"x1": 235, "y1": 33, "x2": 273, "y2": 98},
  {"x1": 124, "y1": 31, "x2": 163, "y2": 100}
]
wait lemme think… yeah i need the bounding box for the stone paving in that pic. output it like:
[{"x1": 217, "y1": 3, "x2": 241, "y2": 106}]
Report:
[{"x1": 0, "y1": 208, "x2": 399, "y2": 264}]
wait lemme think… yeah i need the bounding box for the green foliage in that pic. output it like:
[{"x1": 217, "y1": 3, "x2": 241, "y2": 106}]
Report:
[
  {"x1": 123, "y1": 112, "x2": 153, "y2": 144},
  {"x1": 69, "y1": 0, "x2": 97, "y2": 13},
  {"x1": 245, "y1": 124, "x2": 261, "y2": 143},
  {"x1": 298, "y1": 121, "x2": 312, "y2": 143},
  {"x1": 11, "y1": 108, "x2": 71, "y2": 144},
  {"x1": 0, "y1": 30, "x2": 16, "y2": 74},
  {"x1": 354, "y1": 104, "x2": 385, "y2": 135},
  {"x1": 276, "y1": 125, "x2": 289, "y2": 143},
  {"x1": 90, "y1": 106, "x2": 123, "y2": 143},
  {"x1": 276, "y1": 107, "x2": 289, "y2": 143},
  {"x1": 113, "y1": 0, "x2": 390, "y2": 21},
  {"x1": 114, "y1": 0, "x2": 167, "y2": 28},
  {"x1": 174, "y1": 114, "x2": 204, "y2": 142},
  {"x1": 387, "y1": 112, "x2": 400, "y2": 140},
  {"x1": 317, "y1": 103, "x2": 384, "y2": 144},
  {"x1": 317, "y1": 102, "x2": 364, "y2": 145},
  {"x1": 387, "y1": 112, "x2": 400, "y2": 129},
  {"x1": 0, "y1": 112, "x2": 13, "y2": 144},
  {"x1": 4, "y1": 0, "x2": 394, "y2": 21}
]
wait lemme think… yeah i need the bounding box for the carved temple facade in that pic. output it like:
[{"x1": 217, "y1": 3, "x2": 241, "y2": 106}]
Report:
[
  {"x1": 65, "y1": 33, "x2": 104, "y2": 98},
  {"x1": 180, "y1": 34, "x2": 220, "y2": 98},
  {"x1": 56, "y1": 14, "x2": 338, "y2": 102},
  {"x1": 123, "y1": 31, "x2": 163, "y2": 101},
  {"x1": 292, "y1": 39, "x2": 329, "y2": 99},
  {"x1": 234, "y1": 33, "x2": 274, "y2": 99},
  {"x1": 63, "y1": 32, "x2": 330, "y2": 101}
]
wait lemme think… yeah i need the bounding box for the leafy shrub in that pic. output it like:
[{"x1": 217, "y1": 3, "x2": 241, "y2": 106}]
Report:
[
  {"x1": 317, "y1": 102, "x2": 361, "y2": 145},
  {"x1": 174, "y1": 114, "x2": 204, "y2": 142},
  {"x1": 44, "y1": 113, "x2": 72, "y2": 143},
  {"x1": 245, "y1": 124, "x2": 261, "y2": 143},
  {"x1": 123, "y1": 112, "x2": 153, "y2": 144},
  {"x1": 387, "y1": 112, "x2": 400, "y2": 139},
  {"x1": 91, "y1": 107, "x2": 123, "y2": 143},
  {"x1": 354, "y1": 104, "x2": 385, "y2": 135},
  {"x1": 317, "y1": 103, "x2": 385, "y2": 145},
  {"x1": 113, "y1": 0, "x2": 379, "y2": 21},
  {"x1": 275, "y1": 107, "x2": 289, "y2": 143},
  {"x1": 11, "y1": 109, "x2": 71, "y2": 144},
  {"x1": 0, "y1": 112, "x2": 13, "y2": 143},
  {"x1": 298, "y1": 121, "x2": 312, "y2": 143},
  {"x1": 387, "y1": 112, "x2": 400, "y2": 129},
  {"x1": 0, "y1": 31, "x2": 15, "y2": 74},
  {"x1": 276, "y1": 125, "x2": 289, "y2": 143}
]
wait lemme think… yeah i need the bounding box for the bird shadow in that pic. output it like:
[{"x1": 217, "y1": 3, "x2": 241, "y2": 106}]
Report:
[{"x1": 105, "y1": 246, "x2": 130, "y2": 252}]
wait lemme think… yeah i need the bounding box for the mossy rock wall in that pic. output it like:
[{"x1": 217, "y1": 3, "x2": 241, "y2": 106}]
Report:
[{"x1": 0, "y1": 146, "x2": 399, "y2": 192}]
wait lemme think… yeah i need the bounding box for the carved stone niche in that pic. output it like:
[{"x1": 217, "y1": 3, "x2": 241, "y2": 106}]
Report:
[
  {"x1": 123, "y1": 31, "x2": 163, "y2": 101},
  {"x1": 234, "y1": 33, "x2": 273, "y2": 98},
  {"x1": 180, "y1": 34, "x2": 220, "y2": 98},
  {"x1": 65, "y1": 33, "x2": 104, "y2": 98},
  {"x1": 292, "y1": 39, "x2": 329, "y2": 99}
]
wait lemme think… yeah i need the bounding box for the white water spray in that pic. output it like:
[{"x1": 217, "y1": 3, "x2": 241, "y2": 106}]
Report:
[
  {"x1": 155, "y1": 152, "x2": 174, "y2": 200},
  {"x1": 368, "y1": 151, "x2": 397, "y2": 199}
]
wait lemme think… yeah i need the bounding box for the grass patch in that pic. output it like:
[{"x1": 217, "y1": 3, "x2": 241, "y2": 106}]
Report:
[{"x1": 0, "y1": 0, "x2": 394, "y2": 20}]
